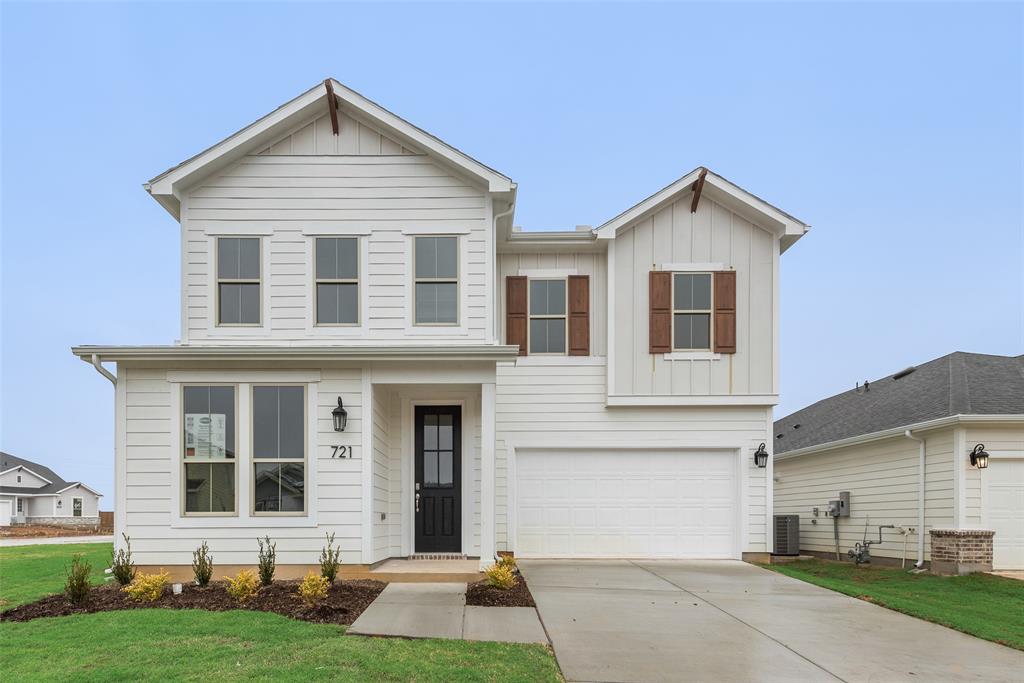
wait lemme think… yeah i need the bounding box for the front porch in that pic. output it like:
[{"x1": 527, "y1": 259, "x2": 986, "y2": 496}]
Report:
[{"x1": 361, "y1": 368, "x2": 497, "y2": 571}]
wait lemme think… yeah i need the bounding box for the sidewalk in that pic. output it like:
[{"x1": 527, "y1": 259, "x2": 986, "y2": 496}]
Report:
[{"x1": 0, "y1": 535, "x2": 113, "y2": 547}]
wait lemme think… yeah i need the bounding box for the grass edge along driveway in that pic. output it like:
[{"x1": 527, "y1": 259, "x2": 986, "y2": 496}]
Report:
[{"x1": 763, "y1": 560, "x2": 1024, "y2": 651}]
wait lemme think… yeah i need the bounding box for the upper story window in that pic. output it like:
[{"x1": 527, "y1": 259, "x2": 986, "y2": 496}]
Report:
[
  {"x1": 217, "y1": 237, "x2": 261, "y2": 325},
  {"x1": 315, "y1": 238, "x2": 359, "y2": 325},
  {"x1": 182, "y1": 385, "x2": 236, "y2": 515},
  {"x1": 252, "y1": 386, "x2": 306, "y2": 514},
  {"x1": 673, "y1": 273, "x2": 712, "y2": 350},
  {"x1": 414, "y1": 236, "x2": 458, "y2": 325},
  {"x1": 529, "y1": 279, "x2": 566, "y2": 354}
]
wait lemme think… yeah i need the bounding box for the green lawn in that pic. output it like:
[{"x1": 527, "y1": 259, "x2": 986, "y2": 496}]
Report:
[
  {"x1": 0, "y1": 542, "x2": 560, "y2": 681},
  {"x1": 764, "y1": 560, "x2": 1024, "y2": 650},
  {"x1": 0, "y1": 542, "x2": 113, "y2": 608},
  {"x1": 1, "y1": 610, "x2": 560, "y2": 681}
]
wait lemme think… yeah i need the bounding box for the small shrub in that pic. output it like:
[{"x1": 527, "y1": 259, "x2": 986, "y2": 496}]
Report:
[
  {"x1": 497, "y1": 554, "x2": 518, "y2": 571},
  {"x1": 257, "y1": 536, "x2": 276, "y2": 587},
  {"x1": 319, "y1": 532, "x2": 342, "y2": 583},
  {"x1": 192, "y1": 541, "x2": 213, "y2": 586},
  {"x1": 122, "y1": 571, "x2": 170, "y2": 603},
  {"x1": 297, "y1": 570, "x2": 330, "y2": 606},
  {"x1": 225, "y1": 569, "x2": 260, "y2": 604},
  {"x1": 484, "y1": 563, "x2": 518, "y2": 590},
  {"x1": 64, "y1": 554, "x2": 92, "y2": 604},
  {"x1": 110, "y1": 533, "x2": 136, "y2": 586}
]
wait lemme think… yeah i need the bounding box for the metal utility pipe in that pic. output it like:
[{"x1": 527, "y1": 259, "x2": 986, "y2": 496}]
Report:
[{"x1": 904, "y1": 430, "x2": 926, "y2": 569}]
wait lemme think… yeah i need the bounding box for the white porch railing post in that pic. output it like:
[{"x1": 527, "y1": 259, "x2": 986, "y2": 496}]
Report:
[{"x1": 480, "y1": 382, "x2": 496, "y2": 571}]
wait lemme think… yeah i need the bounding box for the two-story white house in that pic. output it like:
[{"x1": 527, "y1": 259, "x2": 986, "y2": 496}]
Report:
[{"x1": 74, "y1": 79, "x2": 808, "y2": 574}]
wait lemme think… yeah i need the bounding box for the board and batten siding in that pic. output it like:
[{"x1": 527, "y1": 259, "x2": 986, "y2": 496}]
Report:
[
  {"x1": 121, "y1": 365, "x2": 366, "y2": 566},
  {"x1": 494, "y1": 360, "x2": 772, "y2": 554},
  {"x1": 497, "y1": 252, "x2": 607, "y2": 357},
  {"x1": 182, "y1": 151, "x2": 491, "y2": 344},
  {"x1": 256, "y1": 110, "x2": 419, "y2": 157},
  {"x1": 611, "y1": 194, "x2": 776, "y2": 397},
  {"x1": 773, "y1": 429, "x2": 956, "y2": 562}
]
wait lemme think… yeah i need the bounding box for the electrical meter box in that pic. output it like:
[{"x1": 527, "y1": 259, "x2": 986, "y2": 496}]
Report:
[{"x1": 827, "y1": 491, "x2": 851, "y2": 517}]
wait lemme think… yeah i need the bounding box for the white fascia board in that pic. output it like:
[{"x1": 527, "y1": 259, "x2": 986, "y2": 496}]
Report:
[
  {"x1": 72, "y1": 344, "x2": 521, "y2": 363},
  {"x1": 774, "y1": 413, "x2": 1024, "y2": 461},
  {"x1": 0, "y1": 466, "x2": 53, "y2": 485},
  {"x1": 606, "y1": 394, "x2": 779, "y2": 407},
  {"x1": 56, "y1": 483, "x2": 104, "y2": 497},
  {"x1": 0, "y1": 492, "x2": 58, "y2": 498}
]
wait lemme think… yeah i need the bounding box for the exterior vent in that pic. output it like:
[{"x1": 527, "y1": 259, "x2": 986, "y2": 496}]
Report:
[
  {"x1": 893, "y1": 366, "x2": 917, "y2": 380},
  {"x1": 774, "y1": 514, "x2": 800, "y2": 556}
]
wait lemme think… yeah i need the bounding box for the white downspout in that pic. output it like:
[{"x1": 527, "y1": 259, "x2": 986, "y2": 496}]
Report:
[
  {"x1": 91, "y1": 354, "x2": 116, "y2": 386},
  {"x1": 904, "y1": 430, "x2": 926, "y2": 568},
  {"x1": 491, "y1": 200, "x2": 516, "y2": 343}
]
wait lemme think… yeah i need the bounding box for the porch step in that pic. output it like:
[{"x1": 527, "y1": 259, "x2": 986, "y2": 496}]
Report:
[
  {"x1": 409, "y1": 553, "x2": 467, "y2": 561},
  {"x1": 365, "y1": 557, "x2": 482, "y2": 583}
]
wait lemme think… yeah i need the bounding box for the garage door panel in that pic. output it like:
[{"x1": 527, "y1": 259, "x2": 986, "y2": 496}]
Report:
[
  {"x1": 987, "y1": 459, "x2": 1024, "y2": 569},
  {"x1": 516, "y1": 449, "x2": 739, "y2": 559}
]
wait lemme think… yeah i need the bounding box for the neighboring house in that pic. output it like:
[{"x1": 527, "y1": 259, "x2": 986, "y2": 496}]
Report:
[
  {"x1": 0, "y1": 452, "x2": 103, "y2": 527},
  {"x1": 73, "y1": 78, "x2": 808, "y2": 572},
  {"x1": 774, "y1": 352, "x2": 1024, "y2": 570}
]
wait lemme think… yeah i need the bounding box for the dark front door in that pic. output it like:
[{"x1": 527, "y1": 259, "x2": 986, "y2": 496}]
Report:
[{"x1": 414, "y1": 405, "x2": 461, "y2": 553}]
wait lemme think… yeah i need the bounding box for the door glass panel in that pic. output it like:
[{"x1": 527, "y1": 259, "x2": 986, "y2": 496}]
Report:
[
  {"x1": 424, "y1": 451, "x2": 438, "y2": 486},
  {"x1": 423, "y1": 414, "x2": 438, "y2": 450},
  {"x1": 438, "y1": 413, "x2": 453, "y2": 449},
  {"x1": 439, "y1": 451, "x2": 453, "y2": 487}
]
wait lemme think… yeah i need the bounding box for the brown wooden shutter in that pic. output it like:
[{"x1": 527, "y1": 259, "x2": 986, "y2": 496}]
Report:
[
  {"x1": 506, "y1": 276, "x2": 528, "y2": 356},
  {"x1": 649, "y1": 271, "x2": 672, "y2": 353},
  {"x1": 713, "y1": 271, "x2": 736, "y2": 354},
  {"x1": 567, "y1": 275, "x2": 590, "y2": 356}
]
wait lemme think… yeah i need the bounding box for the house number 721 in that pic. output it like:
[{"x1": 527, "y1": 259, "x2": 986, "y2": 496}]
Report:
[{"x1": 331, "y1": 446, "x2": 353, "y2": 459}]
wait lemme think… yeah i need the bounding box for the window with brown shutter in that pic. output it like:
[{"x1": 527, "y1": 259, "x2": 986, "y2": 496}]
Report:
[
  {"x1": 713, "y1": 271, "x2": 736, "y2": 354},
  {"x1": 568, "y1": 275, "x2": 590, "y2": 356},
  {"x1": 506, "y1": 276, "x2": 528, "y2": 356},
  {"x1": 649, "y1": 271, "x2": 672, "y2": 353}
]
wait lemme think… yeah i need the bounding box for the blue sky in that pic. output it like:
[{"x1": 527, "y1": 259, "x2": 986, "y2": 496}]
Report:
[{"x1": 2, "y1": 2, "x2": 1021, "y2": 499}]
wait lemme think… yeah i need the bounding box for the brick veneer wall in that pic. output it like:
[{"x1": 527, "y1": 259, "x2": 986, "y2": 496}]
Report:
[{"x1": 929, "y1": 529, "x2": 994, "y2": 575}]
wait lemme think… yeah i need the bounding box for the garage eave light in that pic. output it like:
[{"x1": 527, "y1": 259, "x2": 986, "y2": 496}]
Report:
[
  {"x1": 969, "y1": 443, "x2": 989, "y2": 469},
  {"x1": 753, "y1": 443, "x2": 769, "y2": 468}
]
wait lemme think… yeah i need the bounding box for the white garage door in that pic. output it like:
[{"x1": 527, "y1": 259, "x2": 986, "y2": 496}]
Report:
[
  {"x1": 987, "y1": 459, "x2": 1024, "y2": 570},
  {"x1": 515, "y1": 450, "x2": 739, "y2": 559},
  {"x1": 0, "y1": 500, "x2": 11, "y2": 527}
]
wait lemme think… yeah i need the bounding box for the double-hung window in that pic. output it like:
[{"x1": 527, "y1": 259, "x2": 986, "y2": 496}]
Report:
[
  {"x1": 528, "y1": 279, "x2": 566, "y2": 354},
  {"x1": 252, "y1": 386, "x2": 306, "y2": 514},
  {"x1": 182, "y1": 385, "x2": 236, "y2": 514},
  {"x1": 672, "y1": 273, "x2": 712, "y2": 350},
  {"x1": 217, "y1": 237, "x2": 261, "y2": 325},
  {"x1": 414, "y1": 236, "x2": 458, "y2": 324},
  {"x1": 73, "y1": 498, "x2": 83, "y2": 517},
  {"x1": 315, "y1": 237, "x2": 359, "y2": 325}
]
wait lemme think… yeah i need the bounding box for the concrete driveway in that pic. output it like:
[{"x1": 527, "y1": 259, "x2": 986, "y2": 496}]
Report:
[{"x1": 521, "y1": 559, "x2": 1024, "y2": 683}]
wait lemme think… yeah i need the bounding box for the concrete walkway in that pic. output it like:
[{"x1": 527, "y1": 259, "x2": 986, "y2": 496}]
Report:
[
  {"x1": 522, "y1": 559, "x2": 1024, "y2": 683},
  {"x1": 0, "y1": 535, "x2": 113, "y2": 547},
  {"x1": 348, "y1": 582, "x2": 547, "y2": 644}
]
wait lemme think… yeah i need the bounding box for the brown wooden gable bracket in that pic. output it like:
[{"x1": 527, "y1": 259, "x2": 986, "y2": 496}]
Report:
[
  {"x1": 690, "y1": 167, "x2": 708, "y2": 213},
  {"x1": 324, "y1": 79, "x2": 340, "y2": 136}
]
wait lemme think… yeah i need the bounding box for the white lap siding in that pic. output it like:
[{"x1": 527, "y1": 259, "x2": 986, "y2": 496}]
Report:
[
  {"x1": 494, "y1": 360, "x2": 772, "y2": 554},
  {"x1": 121, "y1": 365, "x2": 366, "y2": 567},
  {"x1": 773, "y1": 429, "x2": 955, "y2": 562}
]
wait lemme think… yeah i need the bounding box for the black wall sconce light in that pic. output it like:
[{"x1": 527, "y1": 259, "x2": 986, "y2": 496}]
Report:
[
  {"x1": 969, "y1": 443, "x2": 989, "y2": 469},
  {"x1": 753, "y1": 443, "x2": 769, "y2": 468},
  {"x1": 332, "y1": 397, "x2": 348, "y2": 432}
]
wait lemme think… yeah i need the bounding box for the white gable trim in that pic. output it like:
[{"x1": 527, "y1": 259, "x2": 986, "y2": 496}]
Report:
[
  {"x1": 0, "y1": 465, "x2": 53, "y2": 485},
  {"x1": 595, "y1": 167, "x2": 808, "y2": 252},
  {"x1": 56, "y1": 483, "x2": 104, "y2": 497},
  {"x1": 146, "y1": 78, "x2": 513, "y2": 219}
]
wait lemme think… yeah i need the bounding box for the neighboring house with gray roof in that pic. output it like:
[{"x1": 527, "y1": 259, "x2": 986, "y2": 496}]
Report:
[
  {"x1": 0, "y1": 452, "x2": 102, "y2": 527},
  {"x1": 773, "y1": 352, "x2": 1024, "y2": 571}
]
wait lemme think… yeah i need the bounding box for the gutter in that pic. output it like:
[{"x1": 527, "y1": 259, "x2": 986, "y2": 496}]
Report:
[
  {"x1": 91, "y1": 354, "x2": 116, "y2": 386},
  {"x1": 73, "y1": 344, "x2": 522, "y2": 363},
  {"x1": 774, "y1": 413, "x2": 1024, "y2": 460},
  {"x1": 904, "y1": 430, "x2": 927, "y2": 569}
]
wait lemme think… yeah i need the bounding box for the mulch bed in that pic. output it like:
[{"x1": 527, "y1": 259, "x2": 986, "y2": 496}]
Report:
[
  {"x1": 1, "y1": 579, "x2": 386, "y2": 625},
  {"x1": 465, "y1": 573, "x2": 535, "y2": 607}
]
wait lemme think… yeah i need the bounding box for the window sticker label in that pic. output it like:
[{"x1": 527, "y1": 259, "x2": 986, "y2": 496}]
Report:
[{"x1": 185, "y1": 414, "x2": 227, "y2": 458}]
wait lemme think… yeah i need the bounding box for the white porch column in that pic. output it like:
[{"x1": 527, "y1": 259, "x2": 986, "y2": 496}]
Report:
[{"x1": 480, "y1": 382, "x2": 496, "y2": 570}]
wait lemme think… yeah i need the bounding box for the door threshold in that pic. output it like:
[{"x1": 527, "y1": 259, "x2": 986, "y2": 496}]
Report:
[{"x1": 409, "y1": 553, "x2": 467, "y2": 561}]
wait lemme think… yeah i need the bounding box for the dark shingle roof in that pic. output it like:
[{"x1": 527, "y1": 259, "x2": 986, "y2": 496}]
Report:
[
  {"x1": 774, "y1": 352, "x2": 1024, "y2": 454},
  {"x1": 0, "y1": 452, "x2": 77, "y2": 495}
]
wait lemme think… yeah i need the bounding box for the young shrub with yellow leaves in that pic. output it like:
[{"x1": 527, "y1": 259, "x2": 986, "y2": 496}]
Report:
[
  {"x1": 122, "y1": 571, "x2": 170, "y2": 603},
  {"x1": 225, "y1": 569, "x2": 260, "y2": 604},
  {"x1": 297, "y1": 571, "x2": 330, "y2": 606},
  {"x1": 484, "y1": 562, "x2": 518, "y2": 590}
]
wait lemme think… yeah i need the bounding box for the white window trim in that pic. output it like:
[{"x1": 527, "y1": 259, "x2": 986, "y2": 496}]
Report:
[
  {"x1": 250, "y1": 384, "x2": 308, "y2": 517},
  {"x1": 168, "y1": 376, "x2": 320, "y2": 529},
  {"x1": 179, "y1": 383, "x2": 240, "y2": 518},
  {"x1": 210, "y1": 236, "x2": 270, "y2": 334},
  {"x1": 518, "y1": 268, "x2": 577, "y2": 278},
  {"x1": 671, "y1": 271, "x2": 714, "y2": 352},
  {"x1": 527, "y1": 277, "x2": 568, "y2": 356},
  {"x1": 307, "y1": 235, "x2": 368, "y2": 334},
  {"x1": 404, "y1": 234, "x2": 470, "y2": 334},
  {"x1": 72, "y1": 497, "x2": 83, "y2": 517},
  {"x1": 659, "y1": 262, "x2": 724, "y2": 272}
]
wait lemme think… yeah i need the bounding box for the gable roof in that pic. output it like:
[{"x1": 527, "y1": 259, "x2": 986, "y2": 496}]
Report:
[
  {"x1": 594, "y1": 167, "x2": 809, "y2": 252},
  {"x1": 0, "y1": 452, "x2": 101, "y2": 497},
  {"x1": 145, "y1": 78, "x2": 515, "y2": 219},
  {"x1": 774, "y1": 352, "x2": 1024, "y2": 455}
]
